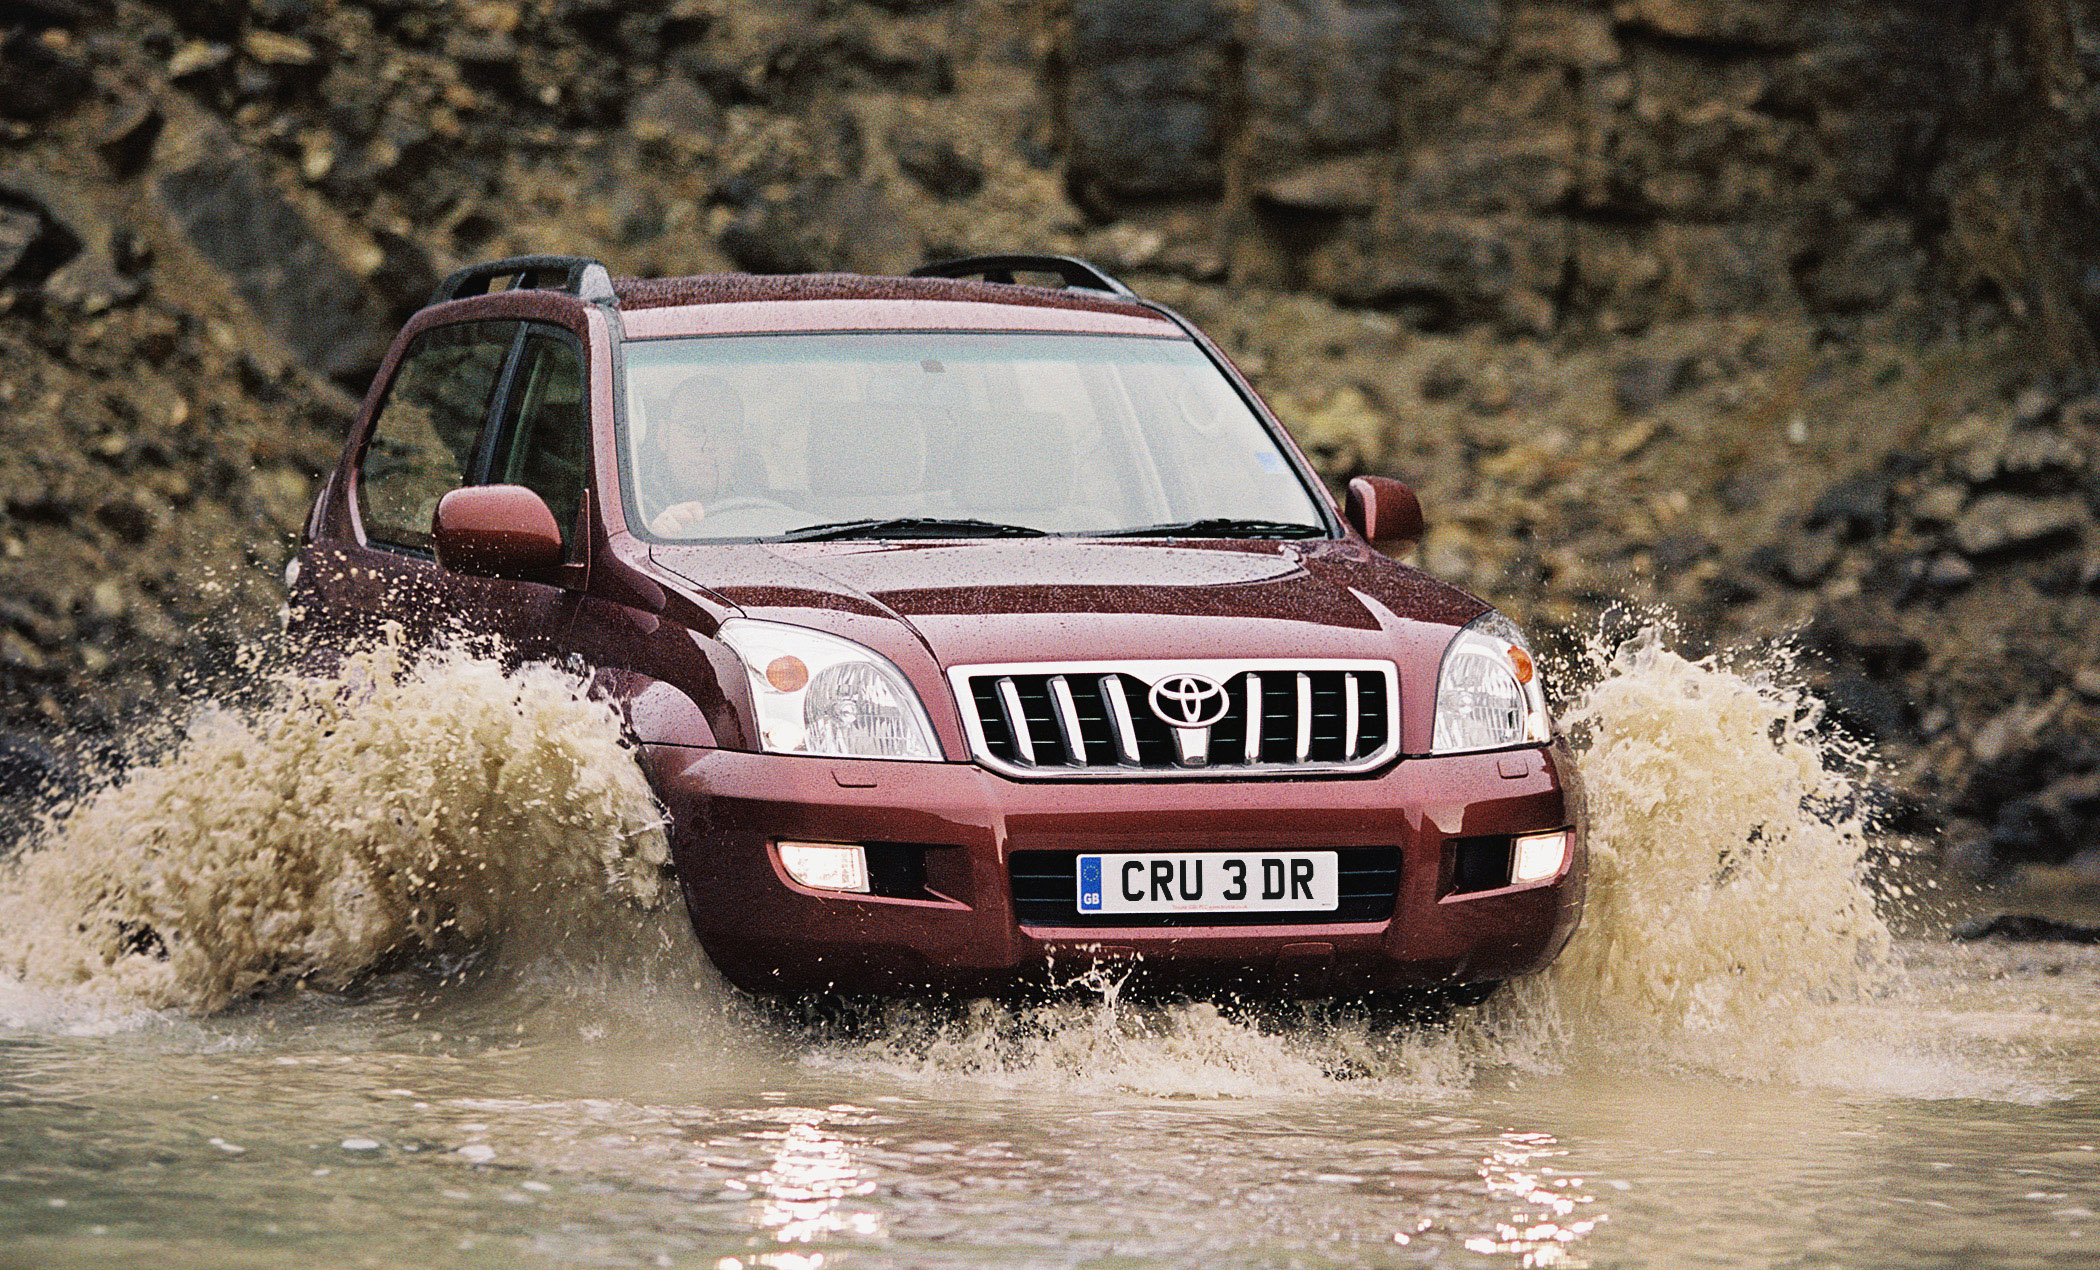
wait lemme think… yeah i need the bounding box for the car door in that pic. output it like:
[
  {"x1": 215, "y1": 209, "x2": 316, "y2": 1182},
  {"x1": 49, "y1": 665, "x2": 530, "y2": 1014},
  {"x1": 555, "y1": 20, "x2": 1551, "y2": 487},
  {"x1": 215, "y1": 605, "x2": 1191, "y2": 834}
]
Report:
[{"x1": 295, "y1": 318, "x2": 587, "y2": 666}]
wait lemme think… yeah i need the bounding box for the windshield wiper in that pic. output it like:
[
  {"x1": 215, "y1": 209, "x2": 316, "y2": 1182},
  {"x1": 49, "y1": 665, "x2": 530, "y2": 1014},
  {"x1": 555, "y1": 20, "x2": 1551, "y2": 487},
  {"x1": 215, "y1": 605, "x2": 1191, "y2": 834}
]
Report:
[
  {"x1": 774, "y1": 517, "x2": 1051, "y2": 542},
  {"x1": 1087, "y1": 518, "x2": 1329, "y2": 539}
]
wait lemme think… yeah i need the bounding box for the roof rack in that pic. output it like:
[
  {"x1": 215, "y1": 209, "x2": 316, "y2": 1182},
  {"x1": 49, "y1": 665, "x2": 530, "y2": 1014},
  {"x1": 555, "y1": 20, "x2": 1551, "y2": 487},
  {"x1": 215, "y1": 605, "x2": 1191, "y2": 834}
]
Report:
[
  {"x1": 910, "y1": 254, "x2": 1135, "y2": 298},
  {"x1": 430, "y1": 254, "x2": 615, "y2": 306}
]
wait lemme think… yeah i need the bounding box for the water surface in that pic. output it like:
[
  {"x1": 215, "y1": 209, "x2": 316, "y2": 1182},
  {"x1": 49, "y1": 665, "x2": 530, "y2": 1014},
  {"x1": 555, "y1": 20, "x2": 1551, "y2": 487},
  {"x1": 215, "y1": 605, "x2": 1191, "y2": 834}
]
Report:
[{"x1": 2, "y1": 634, "x2": 2094, "y2": 1268}]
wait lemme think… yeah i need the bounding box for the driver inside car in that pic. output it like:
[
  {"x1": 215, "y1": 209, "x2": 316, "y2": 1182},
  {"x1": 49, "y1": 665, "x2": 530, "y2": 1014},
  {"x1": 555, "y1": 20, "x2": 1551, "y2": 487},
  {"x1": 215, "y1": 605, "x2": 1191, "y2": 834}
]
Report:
[{"x1": 643, "y1": 374, "x2": 760, "y2": 536}]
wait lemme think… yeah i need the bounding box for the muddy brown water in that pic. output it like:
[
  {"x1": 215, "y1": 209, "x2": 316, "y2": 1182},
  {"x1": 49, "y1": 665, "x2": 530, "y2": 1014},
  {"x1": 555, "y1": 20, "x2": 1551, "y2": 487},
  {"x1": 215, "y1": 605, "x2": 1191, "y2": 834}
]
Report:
[{"x1": 2, "y1": 633, "x2": 2096, "y2": 1269}]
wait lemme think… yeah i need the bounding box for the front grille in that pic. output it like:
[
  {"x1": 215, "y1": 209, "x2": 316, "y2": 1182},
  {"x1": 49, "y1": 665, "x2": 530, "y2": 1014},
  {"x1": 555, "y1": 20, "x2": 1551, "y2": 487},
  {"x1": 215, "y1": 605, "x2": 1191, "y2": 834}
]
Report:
[
  {"x1": 1009, "y1": 848, "x2": 1402, "y2": 927},
  {"x1": 949, "y1": 659, "x2": 1399, "y2": 778}
]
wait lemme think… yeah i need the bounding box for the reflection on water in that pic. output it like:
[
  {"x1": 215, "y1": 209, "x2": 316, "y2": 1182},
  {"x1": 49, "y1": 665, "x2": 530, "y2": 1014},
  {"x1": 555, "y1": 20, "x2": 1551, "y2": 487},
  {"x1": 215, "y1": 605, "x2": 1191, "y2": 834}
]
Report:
[
  {"x1": 0, "y1": 627, "x2": 2097, "y2": 1265},
  {"x1": 749, "y1": 1108, "x2": 884, "y2": 1251},
  {"x1": 1469, "y1": 1132, "x2": 1599, "y2": 1267}
]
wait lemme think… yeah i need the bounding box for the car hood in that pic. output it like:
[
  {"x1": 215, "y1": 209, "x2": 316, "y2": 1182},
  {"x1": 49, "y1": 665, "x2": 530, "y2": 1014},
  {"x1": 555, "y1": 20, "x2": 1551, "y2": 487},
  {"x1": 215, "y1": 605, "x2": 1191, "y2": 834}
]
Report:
[{"x1": 646, "y1": 538, "x2": 1484, "y2": 669}]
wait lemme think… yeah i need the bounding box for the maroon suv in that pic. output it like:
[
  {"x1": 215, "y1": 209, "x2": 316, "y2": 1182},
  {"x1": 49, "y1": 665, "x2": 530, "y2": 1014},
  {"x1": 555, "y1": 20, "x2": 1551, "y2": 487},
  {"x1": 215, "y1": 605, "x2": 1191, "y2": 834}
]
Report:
[{"x1": 290, "y1": 253, "x2": 1586, "y2": 1003}]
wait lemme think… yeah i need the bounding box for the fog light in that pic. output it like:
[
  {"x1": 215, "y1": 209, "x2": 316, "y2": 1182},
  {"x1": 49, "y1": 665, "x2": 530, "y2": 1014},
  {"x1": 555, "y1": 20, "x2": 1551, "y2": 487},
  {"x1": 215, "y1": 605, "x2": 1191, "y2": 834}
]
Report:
[
  {"x1": 1511, "y1": 830, "x2": 1570, "y2": 885},
  {"x1": 777, "y1": 841, "x2": 870, "y2": 893}
]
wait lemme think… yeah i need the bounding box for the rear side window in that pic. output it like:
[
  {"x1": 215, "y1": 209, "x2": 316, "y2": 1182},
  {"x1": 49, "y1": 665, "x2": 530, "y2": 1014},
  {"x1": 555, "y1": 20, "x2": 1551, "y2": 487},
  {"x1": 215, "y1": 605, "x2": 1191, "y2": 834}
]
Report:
[
  {"x1": 357, "y1": 320, "x2": 520, "y2": 550},
  {"x1": 489, "y1": 331, "x2": 589, "y2": 554}
]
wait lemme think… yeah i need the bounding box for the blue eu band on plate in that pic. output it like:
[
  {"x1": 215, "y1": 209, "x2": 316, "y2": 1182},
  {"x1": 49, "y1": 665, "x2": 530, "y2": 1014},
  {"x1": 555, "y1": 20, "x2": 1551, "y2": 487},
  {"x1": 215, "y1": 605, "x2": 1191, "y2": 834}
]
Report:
[{"x1": 1076, "y1": 852, "x2": 1339, "y2": 915}]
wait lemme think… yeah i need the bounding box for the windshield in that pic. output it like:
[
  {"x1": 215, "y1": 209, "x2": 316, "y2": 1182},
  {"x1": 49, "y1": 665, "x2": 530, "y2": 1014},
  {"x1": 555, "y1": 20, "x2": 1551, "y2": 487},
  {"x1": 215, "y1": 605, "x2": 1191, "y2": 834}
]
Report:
[{"x1": 619, "y1": 331, "x2": 1331, "y2": 541}]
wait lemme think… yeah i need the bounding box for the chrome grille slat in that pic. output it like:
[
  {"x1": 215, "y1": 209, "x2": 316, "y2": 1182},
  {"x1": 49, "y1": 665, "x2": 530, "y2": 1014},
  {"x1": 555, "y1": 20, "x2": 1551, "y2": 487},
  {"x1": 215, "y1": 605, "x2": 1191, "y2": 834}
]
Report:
[
  {"x1": 1101, "y1": 675, "x2": 1142, "y2": 765},
  {"x1": 1344, "y1": 672, "x2": 1360, "y2": 756},
  {"x1": 952, "y1": 659, "x2": 1400, "y2": 780},
  {"x1": 1243, "y1": 673, "x2": 1262, "y2": 765},
  {"x1": 996, "y1": 676, "x2": 1036, "y2": 766},
  {"x1": 1047, "y1": 675, "x2": 1087, "y2": 767},
  {"x1": 1285, "y1": 671, "x2": 1302, "y2": 764}
]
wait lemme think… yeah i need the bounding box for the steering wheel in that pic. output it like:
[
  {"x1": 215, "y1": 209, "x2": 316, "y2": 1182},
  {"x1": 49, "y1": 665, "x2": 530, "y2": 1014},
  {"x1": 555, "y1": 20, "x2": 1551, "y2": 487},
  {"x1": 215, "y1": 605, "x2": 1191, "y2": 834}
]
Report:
[
  {"x1": 701, "y1": 496, "x2": 794, "y2": 515},
  {"x1": 654, "y1": 495, "x2": 802, "y2": 539}
]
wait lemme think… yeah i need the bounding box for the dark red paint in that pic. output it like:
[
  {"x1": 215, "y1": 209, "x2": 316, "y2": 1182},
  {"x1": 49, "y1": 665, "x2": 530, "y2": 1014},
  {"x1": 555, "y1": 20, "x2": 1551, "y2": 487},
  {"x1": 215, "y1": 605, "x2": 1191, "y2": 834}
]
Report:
[{"x1": 290, "y1": 266, "x2": 1589, "y2": 1002}]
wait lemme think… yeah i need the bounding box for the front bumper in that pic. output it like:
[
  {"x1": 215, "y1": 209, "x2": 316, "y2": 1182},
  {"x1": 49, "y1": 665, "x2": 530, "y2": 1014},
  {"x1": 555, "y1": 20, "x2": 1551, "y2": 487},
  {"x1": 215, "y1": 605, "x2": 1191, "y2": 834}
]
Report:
[{"x1": 648, "y1": 742, "x2": 1587, "y2": 998}]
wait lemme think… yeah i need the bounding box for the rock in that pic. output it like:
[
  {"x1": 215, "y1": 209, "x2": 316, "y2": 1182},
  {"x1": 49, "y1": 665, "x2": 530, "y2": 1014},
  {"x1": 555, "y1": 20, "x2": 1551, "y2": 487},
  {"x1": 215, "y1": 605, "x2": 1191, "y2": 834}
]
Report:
[
  {"x1": 166, "y1": 41, "x2": 232, "y2": 80},
  {"x1": 1306, "y1": 211, "x2": 1566, "y2": 319},
  {"x1": 0, "y1": 0, "x2": 113, "y2": 22},
  {"x1": 1949, "y1": 493, "x2": 2086, "y2": 557},
  {"x1": 1999, "y1": 428, "x2": 2085, "y2": 482},
  {"x1": 627, "y1": 75, "x2": 719, "y2": 150},
  {"x1": 1243, "y1": 0, "x2": 1410, "y2": 157},
  {"x1": 2059, "y1": 393, "x2": 2100, "y2": 431},
  {"x1": 2011, "y1": 385, "x2": 2057, "y2": 426},
  {"x1": 155, "y1": 125, "x2": 392, "y2": 383},
  {"x1": 1396, "y1": 130, "x2": 1578, "y2": 215},
  {"x1": 1810, "y1": 472, "x2": 1894, "y2": 539},
  {"x1": 1072, "y1": 0, "x2": 1219, "y2": 54},
  {"x1": 240, "y1": 30, "x2": 317, "y2": 66},
  {"x1": 1818, "y1": 109, "x2": 1934, "y2": 205},
  {"x1": 1064, "y1": 0, "x2": 1228, "y2": 206},
  {"x1": 1256, "y1": 154, "x2": 1382, "y2": 214},
  {"x1": 1778, "y1": 524, "x2": 1842, "y2": 585},
  {"x1": 1820, "y1": 669, "x2": 1911, "y2": 743},
  {"x1": 94, "y1": 495, "x2": 155, "y2": 543},
  {"x1": 94, "y1": 95, "x2": 163, "y2": 176},
  {"x1": 1506, "y1": 6, "x2": 1617, "y2": 69},
  {"x1": 1272, "y1": 383, "x2": 1388, "y2": 480},
  {"x1": 1801, "y1": 219, "x2": 1922, "y2": 314},
  {"x1": 1952, "y1": 432, "x2": 2005, "y2": 485},
  {"x1": 1969, "y1": 711, "x2": 2025, "y2": 767},
  {"x1": 0, "y1": 165, "x2": 138, "y2": 311},
  {"x1": 1420, "y1": 357, "x2": 1468, "y2": 401},
  {"x1": 0, "y1": 27, "x2": 94, "y2": 122},
  {"x1": 1983, "y1": 768, "x2": 2100, "y2": 868},
  {"x1": 1067, "y1": 56, "x2": 1225, "y2": 204},
  {"x1": 1427, "y1": 0, "x2": 1504, "y2": 49},
  {"x1": 1573, "y1": 221, "x2": 1796, "y2": 326},
  {"x1": 892, "y1": 130, "x2": 983, "y2": 201},
  {"x1": 1911, "y1": 483, "x2": 1967, "y2": 524},
  {"x1": 1611, "y1": 0, "x2": 1804, "y2": 48},
  {"x1": 0, "y1": 204, "x2": 42, "y2": 278},
  {"x1": 1612, "y1": 355, "x2": 1688, "y2": 414},
  {"x1": 444, "y1": 29, "x2": 519, "y2": 67},
  {"x1": 1921, "y1": 552, "x2": 1975, "y2": 589},
  {"x1": 1951, "y1": 914, "x2": 2100, "y2": 943}
]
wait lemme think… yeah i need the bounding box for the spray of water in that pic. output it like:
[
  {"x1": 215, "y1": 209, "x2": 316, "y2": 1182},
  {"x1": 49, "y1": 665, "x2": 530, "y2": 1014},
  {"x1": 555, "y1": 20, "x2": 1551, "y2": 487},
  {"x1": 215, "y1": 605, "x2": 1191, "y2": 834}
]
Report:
[
  {"x1": 1518, "y1": 625, "x2": 1913, "y2": 1085},
  {"x1": 0, "y1": 635, "x2": 670, "y2": 1015},
  {"x1": 811, "y1": 623, "x2": 1954, "y2": 1097},
  {"x1": 0, "y1": 622, "x2": 2012, "y2": 1097}
]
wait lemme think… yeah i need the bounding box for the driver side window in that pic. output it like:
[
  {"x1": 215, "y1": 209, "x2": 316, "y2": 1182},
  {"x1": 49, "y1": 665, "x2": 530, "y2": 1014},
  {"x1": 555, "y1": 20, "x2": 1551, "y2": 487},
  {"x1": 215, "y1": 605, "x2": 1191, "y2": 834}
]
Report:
[{"x1": 357, "y1": 320, "x2": 520, "y2": 551}]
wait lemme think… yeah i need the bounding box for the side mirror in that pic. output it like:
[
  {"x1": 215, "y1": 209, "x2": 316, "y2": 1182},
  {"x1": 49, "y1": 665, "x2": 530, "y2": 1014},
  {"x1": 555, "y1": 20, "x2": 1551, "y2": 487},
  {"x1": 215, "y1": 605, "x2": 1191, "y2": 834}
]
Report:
[
  {"x1": 1345, "y1": 475, "x2": 1425, "y2": 549},
  {"x1": 434, "y1": 484, "x2": 565, "y2": 579}
]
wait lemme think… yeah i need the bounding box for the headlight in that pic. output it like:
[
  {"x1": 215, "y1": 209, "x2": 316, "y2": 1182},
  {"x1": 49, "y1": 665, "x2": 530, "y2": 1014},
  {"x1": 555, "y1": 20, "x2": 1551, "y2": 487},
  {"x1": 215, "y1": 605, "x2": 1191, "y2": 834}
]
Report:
[
  {"x1": 716, "y1": 618, "x2": 941, "y2": 760},
  {"x1": 1430, "y1": 610, "x2": 1552, "y2": 753}
]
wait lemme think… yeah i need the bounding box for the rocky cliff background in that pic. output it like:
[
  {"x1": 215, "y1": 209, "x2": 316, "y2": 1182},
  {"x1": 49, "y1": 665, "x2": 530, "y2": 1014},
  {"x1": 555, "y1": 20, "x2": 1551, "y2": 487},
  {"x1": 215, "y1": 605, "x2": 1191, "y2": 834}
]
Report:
[{"x1": 6, "y1": 0, "x2": 2100, "y2": 881}]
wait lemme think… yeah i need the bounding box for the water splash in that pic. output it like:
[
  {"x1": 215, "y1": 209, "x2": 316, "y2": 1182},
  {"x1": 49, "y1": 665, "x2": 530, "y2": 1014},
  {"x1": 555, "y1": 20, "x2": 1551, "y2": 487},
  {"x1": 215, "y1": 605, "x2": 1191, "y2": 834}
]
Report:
[
  {"x1": 1522, "y1": 625, "x2": 1912, "y2": 1086},
  {"x1": 0, "y1": 636, "x2": 670, "y2": 1016},
  {"x1": 0, "y1": 622, "x2": 2032, "y2": 1099},
  {"x1": 804, "y1": 624, "x2": 1983, "y2": 1099}
]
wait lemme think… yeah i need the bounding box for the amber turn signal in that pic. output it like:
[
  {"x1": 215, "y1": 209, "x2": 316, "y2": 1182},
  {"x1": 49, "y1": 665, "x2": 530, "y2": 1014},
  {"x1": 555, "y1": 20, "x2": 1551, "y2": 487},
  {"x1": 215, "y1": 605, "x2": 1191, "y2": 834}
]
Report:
[
  {"x1": 1508, "y1": 645, "x2": 1535, "y2": 684},
  {"x1": 765, "y1": 655, "x2": 810, "y2": 692}
]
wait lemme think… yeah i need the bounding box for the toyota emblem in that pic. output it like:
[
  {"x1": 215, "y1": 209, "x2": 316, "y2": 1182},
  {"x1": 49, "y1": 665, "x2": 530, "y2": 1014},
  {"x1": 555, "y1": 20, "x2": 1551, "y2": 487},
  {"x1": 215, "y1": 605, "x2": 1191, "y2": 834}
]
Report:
[{"x1": 1148, "y1": 673, "x2": 1230, "y2": 728}]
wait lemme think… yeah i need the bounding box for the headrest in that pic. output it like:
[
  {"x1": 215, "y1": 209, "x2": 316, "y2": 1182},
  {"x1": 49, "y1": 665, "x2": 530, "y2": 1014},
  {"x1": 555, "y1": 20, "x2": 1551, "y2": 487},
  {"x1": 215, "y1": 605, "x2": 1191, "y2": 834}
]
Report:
[
  {"x1": 957, "y1": 410, "x2": 1076, "y2": 513},
  {"x1": 806, "y1": 402, "x2": 928, "y2": 498}
]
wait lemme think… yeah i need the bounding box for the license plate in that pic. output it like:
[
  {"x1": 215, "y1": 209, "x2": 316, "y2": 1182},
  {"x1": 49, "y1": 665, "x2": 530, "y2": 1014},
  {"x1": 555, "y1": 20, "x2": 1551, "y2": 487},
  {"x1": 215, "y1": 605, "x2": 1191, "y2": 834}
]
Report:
[{"x1": 1075, "y1": 852, "x2": 1338, "y2": 915}]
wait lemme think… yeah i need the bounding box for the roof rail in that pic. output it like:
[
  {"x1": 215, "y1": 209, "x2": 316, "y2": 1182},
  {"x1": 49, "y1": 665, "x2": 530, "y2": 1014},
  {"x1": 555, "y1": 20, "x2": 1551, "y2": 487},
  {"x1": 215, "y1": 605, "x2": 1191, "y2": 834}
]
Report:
[
  {"x1": 910, "y1": 254, "x2": 1135, "y2": 298},
  {"x1": 430, "y1": 255, "x2": 616, "y2": 306}
]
